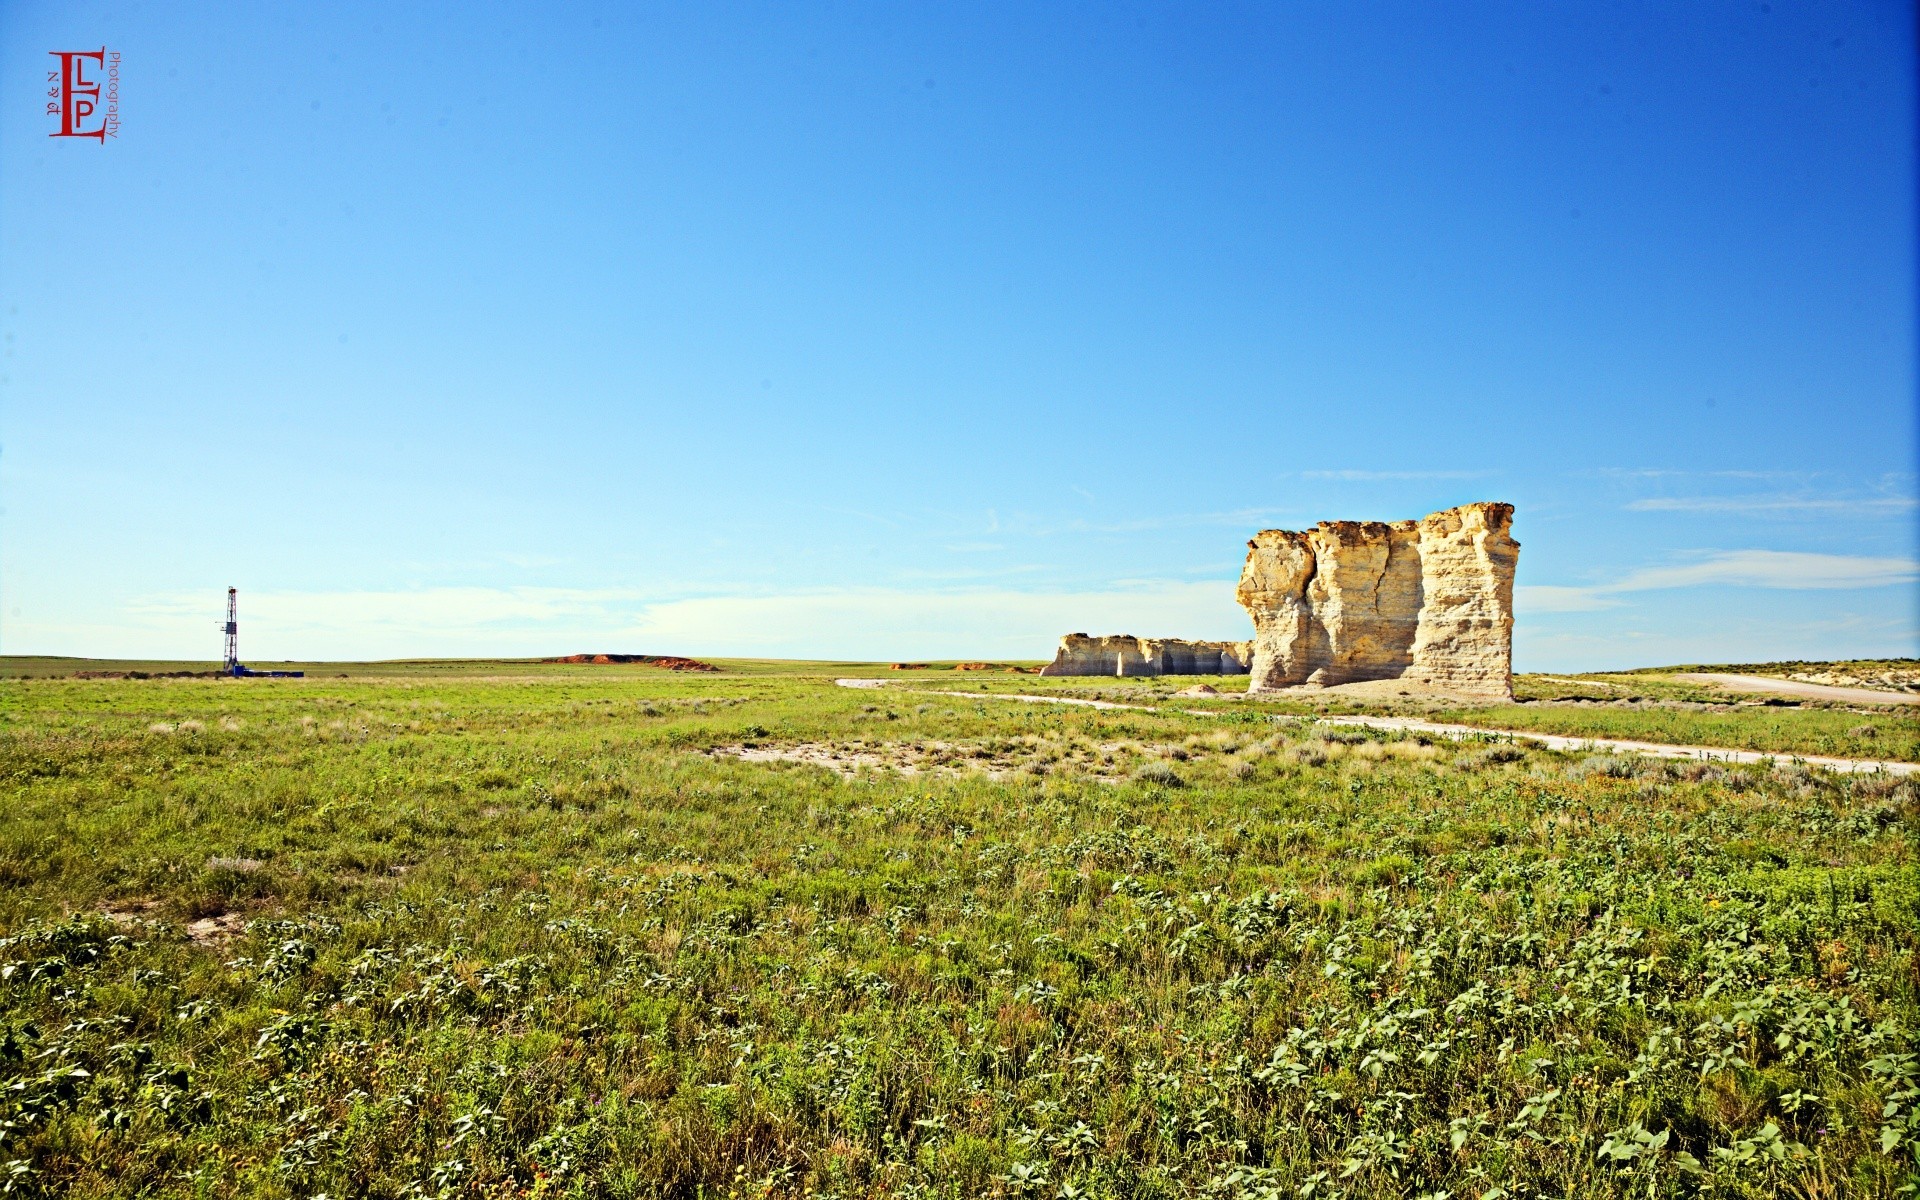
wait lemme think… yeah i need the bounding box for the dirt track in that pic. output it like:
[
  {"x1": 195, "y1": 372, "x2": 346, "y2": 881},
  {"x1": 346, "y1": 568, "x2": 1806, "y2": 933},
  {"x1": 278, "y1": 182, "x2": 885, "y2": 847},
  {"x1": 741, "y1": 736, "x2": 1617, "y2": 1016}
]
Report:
[{"x1": 1676, "y1": 673, "x2": 1920, "y2": 707}]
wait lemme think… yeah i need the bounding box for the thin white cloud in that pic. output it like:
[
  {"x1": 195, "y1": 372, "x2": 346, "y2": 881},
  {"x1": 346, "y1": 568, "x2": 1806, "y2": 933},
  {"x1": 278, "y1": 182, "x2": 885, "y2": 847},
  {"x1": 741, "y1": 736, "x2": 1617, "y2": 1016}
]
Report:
[
  {"x1": 1520, "y1": 550, "x2": 1920, "y2": 616},
  {"x1": 129, "y1": 585, "x2": 649, "y2": 631},
  {"x1": 619, "y1": 583, "x2": 1248, "y2": 659},
  {"x1": 1516, "y1": 611, "x2": 1920, "y2": 675},
  {"x1": 890, "y1": 564, "x2": 1047, "y2": 582},
  {"x1": 1005, "y1": 508, "x2": 1299, "y2": 537},
  {"x1": 815, "y1": 505, "x2": 904, "y2": 528},
  {"x1": 1627, "y1": 495, "x2": 1917, "y2": 516},
  {"x1": 1609, "y1": 550, "x2": 1918, "y2": 591},
  {"x1": 1586, "y1": 468, "x2": 1812, "y2": 481},
  {"x1": 1300, "y1": 470, "x2": 1491, "y2": 481},
  {"x1": 1515, "y1": 585, "x2": 1623, "y2": 614},
  {"x1": 91, "y1": 581, "x2": 1254, "y2": 662}
]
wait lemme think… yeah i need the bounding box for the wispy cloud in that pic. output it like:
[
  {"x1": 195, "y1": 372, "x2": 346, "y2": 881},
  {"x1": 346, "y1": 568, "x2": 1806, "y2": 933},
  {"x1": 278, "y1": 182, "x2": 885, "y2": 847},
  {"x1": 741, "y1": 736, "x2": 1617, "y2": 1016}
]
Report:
[
  {"x1": 815, "y1": 505, "x2": 905, "y2": 528},
  {"x1": 1003, "y1": 508, "x2": 1299, "y2": 537},
  {"x1": 130, "y1": 586, "x2": 651, "y2": 632},
  {"x1": 1627, "y1": 495, "x2": 1917, "y2": 516},
  {"x1": 619, "y1": 583, "x2": 1247, "y2": 659},
  {"x1": 1516, "y1": 611, "x2": 1920, "y2": 675},
  {"x1": 890, "y1": 563, "x2": 1047, "y2": 582},
  {"x1": 1514, "y1": 585, "x2": 1622, "y2": 614},
  {"x1": 1607, "y1": 551, "x2": 1919, "y2": 591},
  {"x1": 1585, "y1": 468, "x2": 1813, "y2": 482},
  {"x1": 1518, "y1": 550, "x2": 1920, "y2": 617},
  {"x1": 1300, "y1": 469, "x2": 1492, "y2": 481},
  {"x1": 99, "y1": 581, "x2": 1253, "y2": 662}
]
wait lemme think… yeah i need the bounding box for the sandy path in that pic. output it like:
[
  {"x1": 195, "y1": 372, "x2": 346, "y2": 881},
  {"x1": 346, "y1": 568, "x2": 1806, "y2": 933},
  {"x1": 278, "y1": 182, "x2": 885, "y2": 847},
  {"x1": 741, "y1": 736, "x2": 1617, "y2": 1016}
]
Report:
[
  {"x1": 1675, "y1": 673, "x2": 1920, "y2": 707},
  {"x1": 834, "y1": 680, "x2": 1916, "y2": 776}
]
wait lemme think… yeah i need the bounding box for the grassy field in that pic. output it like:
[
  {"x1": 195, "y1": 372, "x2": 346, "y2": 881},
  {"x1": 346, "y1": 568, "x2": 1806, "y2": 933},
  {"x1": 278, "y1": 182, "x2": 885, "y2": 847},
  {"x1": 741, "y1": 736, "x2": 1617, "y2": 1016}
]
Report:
[
  {"x1": 1, "y1": 663, "x2": 1917, "y2": 1197},
  {"x1": 0, "y1": 658, "x2": 1049, "y2": 681},
  {"x1": 1625, "y1": 660, "x2": 1920, "y2": 688},
  {"x1": 931, "y1": 672, "x2": 1920, "y2": 765}
]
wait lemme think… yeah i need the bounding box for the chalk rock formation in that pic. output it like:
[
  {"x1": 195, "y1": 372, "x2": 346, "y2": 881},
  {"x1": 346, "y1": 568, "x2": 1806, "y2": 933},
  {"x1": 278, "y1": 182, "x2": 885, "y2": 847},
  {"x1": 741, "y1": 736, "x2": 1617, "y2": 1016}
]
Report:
[
  {"x1": 1039, "y1": 634, "x2": 1255, "y2": 677},
  {"x1": 1235, "y1": 502, "x2": 1517, "y2": 699}
]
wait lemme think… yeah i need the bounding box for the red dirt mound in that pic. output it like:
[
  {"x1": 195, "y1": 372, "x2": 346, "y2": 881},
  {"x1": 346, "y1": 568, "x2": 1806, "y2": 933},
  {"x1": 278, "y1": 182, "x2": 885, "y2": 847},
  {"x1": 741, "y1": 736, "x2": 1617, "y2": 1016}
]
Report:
[
  {"x1": 890, "y1": 663, "x2": 931, "y2": 670},
  {"x1": 546, "y1": 654, "x2": 720, "y2": 672}
]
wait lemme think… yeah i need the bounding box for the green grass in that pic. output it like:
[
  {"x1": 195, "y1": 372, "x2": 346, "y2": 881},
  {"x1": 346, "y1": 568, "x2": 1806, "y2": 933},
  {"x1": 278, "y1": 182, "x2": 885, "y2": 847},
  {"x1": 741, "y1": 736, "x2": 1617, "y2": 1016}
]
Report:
[
  {"x1": 1434, "y1": 702, "x2": 1920, "y2": 764},
  {"x1": 0, "y1": 657, "x2": 1050, "y2": 681},
  {"x1": 1626, "y1": 659, "x2": 1920, "y2": 681},
  {"x1": 0, "y1": 665, "x2": 1916, "y2": 1197},
  {"x1": 918, "y1": 671, "x2": 1920, "y2": 764}
]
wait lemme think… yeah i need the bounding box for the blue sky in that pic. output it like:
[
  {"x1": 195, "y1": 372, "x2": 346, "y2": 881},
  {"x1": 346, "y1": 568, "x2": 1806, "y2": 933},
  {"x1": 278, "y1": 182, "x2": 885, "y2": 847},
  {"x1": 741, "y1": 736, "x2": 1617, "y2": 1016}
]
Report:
[{"x1": 2, "y1": 2, "x2": 1914, "y2": 668}]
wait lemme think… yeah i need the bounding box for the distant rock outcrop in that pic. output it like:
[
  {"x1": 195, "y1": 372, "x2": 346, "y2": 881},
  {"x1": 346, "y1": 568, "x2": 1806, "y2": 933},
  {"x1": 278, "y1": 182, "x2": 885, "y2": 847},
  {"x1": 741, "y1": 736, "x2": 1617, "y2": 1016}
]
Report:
[
  {"x1": 1235, "y1": 502, "x2": 1517, "y2": 699},
  {"x1": 1039, "y1": 635, "x2": 1255, "y2": 677},
  {"x1": 547, "y1": 654, "x2": 720, "y2": 672}
]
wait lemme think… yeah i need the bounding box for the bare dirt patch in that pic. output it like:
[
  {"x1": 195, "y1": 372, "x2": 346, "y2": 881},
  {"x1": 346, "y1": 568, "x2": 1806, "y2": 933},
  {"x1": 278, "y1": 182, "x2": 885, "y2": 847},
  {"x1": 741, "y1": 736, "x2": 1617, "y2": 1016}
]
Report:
[
  {"x1": 100, "y1": 900, "x2": 164, "y2": 929},
  {"x1": 709, "y1": 740, "x2": 1039, "y2": 780},
  {"x1": 185, "y1": 913, "x2": 248, "y2": 945},
  {"x1": 711, "y1": 730, "x2": 1256, "y2": 785},
  {"x1": 106, "y1": 902, "x2": 251, "y2": 946},
  {"x1": 711, "y1": 743, "x2": 919, "y2": 777}
]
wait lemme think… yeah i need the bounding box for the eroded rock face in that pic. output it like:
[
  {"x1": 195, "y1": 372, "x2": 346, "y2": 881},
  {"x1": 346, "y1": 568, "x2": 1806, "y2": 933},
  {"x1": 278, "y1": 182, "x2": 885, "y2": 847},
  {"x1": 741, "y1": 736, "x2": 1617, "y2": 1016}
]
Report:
[
  {"x1": 1236, "y1": 502, "x2": 1518, "y2": 699},
  {"x1": 1039, "y1": 634, "x2": 1255, "y2": 677}
]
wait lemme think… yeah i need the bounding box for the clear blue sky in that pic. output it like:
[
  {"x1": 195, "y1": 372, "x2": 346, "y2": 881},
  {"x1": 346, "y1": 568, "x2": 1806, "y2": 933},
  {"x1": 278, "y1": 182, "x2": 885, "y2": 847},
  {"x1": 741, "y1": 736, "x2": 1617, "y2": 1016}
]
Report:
[{"x1": 3, "y1": 2, "x2": 1914, "y2": 668}]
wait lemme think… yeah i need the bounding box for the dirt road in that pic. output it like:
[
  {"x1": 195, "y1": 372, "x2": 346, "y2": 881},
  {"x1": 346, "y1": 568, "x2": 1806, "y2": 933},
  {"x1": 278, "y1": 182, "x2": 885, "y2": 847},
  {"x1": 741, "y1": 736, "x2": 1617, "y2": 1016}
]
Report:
[{"x1": 1676, "y1": 673, "x2": 1920, "y2": 707}]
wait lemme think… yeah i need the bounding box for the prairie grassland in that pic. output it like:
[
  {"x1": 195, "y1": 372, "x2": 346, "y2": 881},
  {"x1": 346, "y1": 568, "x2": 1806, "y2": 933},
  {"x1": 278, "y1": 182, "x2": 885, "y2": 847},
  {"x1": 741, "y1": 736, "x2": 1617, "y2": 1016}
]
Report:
[
  {"x1": 936, "y1": 672, "x2": 1920, "y2": 765},
  {"x1": 0, "y1": 666, "x2": 1916, "y2": 1198},
  {"x1": 1636, "y1": 661, "x2": 1920, "y2": 692}
]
